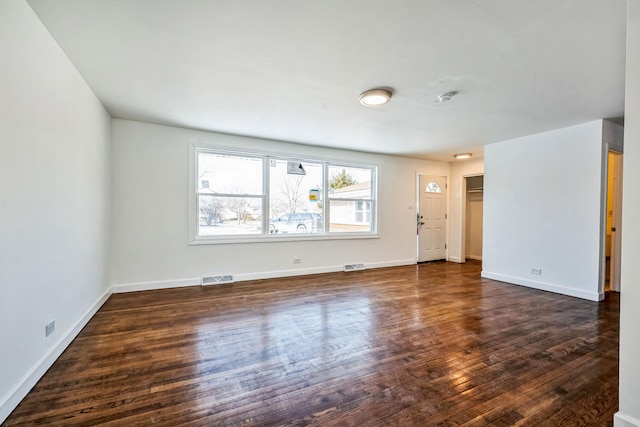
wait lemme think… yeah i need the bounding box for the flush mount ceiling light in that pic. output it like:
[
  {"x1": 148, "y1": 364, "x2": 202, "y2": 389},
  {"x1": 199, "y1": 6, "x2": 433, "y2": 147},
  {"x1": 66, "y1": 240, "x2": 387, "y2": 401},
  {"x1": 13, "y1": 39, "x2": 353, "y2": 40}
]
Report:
[
  {"x1": 359, "y1": 89, "x2": 392, "y2": 107},
  {"x1": 436, "y1": 91, "x2": 457, "y2": 103},
  {"x1": 453, "y1": 153, "x2": 473, "y2": 160}
]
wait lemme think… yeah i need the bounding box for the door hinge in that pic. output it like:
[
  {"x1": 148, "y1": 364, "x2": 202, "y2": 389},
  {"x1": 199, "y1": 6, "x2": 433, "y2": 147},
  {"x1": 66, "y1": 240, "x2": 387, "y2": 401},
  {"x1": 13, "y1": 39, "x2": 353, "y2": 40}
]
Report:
[
  {"x1": 445, "y1": 213, "x2": 448, "y2": 219},
  {"x1": 445, "y1": 244, "x2": 447, "y2": 249}
]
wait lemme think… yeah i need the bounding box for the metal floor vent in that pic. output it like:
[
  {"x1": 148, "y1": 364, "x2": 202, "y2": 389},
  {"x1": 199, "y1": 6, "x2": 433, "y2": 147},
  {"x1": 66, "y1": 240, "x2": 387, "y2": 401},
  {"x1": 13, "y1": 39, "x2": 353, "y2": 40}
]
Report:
[
  {"x1": 202, "y1": 275, "x2": 234, "y2": 286},
  {"x1": 344, "y1": 263, "x2": 365, "y2": 272}
]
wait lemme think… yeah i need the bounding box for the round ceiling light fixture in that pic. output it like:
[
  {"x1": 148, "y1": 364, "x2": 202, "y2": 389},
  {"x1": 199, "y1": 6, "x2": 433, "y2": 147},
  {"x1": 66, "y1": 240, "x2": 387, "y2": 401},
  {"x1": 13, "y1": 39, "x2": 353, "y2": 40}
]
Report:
[
  {"x1": 359, "y1": 88, "x2": 392, "y2": 107},
  {"x1": 453, "y1": 153, "x2": 473, "y2": 160}
]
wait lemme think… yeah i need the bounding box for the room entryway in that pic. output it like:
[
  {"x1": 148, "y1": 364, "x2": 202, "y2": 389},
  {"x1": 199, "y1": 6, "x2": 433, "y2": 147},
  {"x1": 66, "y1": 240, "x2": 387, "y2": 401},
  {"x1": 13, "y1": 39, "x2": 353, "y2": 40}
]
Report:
[
  {"x1": 464, "y1": 175, "x2": 484, "y2": 262},
  {"x1": 605, "y1": 151, "x2": 622, "y2": 292}
]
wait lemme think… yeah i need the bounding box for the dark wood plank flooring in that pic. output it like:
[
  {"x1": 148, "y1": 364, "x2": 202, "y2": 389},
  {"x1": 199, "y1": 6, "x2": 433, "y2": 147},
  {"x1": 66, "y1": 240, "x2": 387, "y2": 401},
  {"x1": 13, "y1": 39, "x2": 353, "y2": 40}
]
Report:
[{"x1": 4, "y1": 261, "x2": 619, "y2": 426}]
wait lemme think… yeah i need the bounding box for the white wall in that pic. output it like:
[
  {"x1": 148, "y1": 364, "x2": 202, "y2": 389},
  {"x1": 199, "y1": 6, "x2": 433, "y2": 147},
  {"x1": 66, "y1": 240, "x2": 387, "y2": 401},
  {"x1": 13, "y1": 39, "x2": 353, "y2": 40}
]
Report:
[
  {"x1": 616, "y1": 1, "x2": 640, "y2": 425},
  {"x1": 0, "y1": 1, "x2": 112, "y2": 422},
  {"x1": 449, "y1": 158, "x2": 484, "y2": 262},
  {"x1": 111, "y1": 120, "x2": 449, "y2": 288},
  {"x1": 482, "y1": 121, "x2": 606, "y2": 301}
]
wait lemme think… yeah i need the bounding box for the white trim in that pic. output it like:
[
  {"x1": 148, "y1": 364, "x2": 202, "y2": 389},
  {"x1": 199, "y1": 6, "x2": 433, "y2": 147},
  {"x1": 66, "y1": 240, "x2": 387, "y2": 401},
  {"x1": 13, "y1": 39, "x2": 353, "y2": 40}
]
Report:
[
  {"x1": 188, "y1": 144, "x2": 198, "y2": 244},
  {"x1": 111, "y1": 259, "x2": 417, "y2": 293},
  {"x1": 467, "y1": 255, "x2": 483, "y2": 261},
  {"x1": 416, "y1": 173, "x2": 449, "y2": 262},
  {"x1": 481, "y1": 271, "x2": 601, "y2": 301},
  {"x1": 365, "y1": 259, "x2": 416, "y2": 269},
  {"x1": 190, "y1": 232, "x2": 380, "y2": 245},
  {"x1": 448, "y1": 256, "x2": 463, "y2": 263},
  {"x1": 0, "y1": 288, "x2": 112, "y2": 424},
  {"x1": 112, "y1": 278, "x2": 201, "y2": 293},
  {"x1": 615, "y1": 412, "x2": 640, "y2": 427},
  {"x1": 189, "y1": 145, "x2": 380, "y2": 244}
]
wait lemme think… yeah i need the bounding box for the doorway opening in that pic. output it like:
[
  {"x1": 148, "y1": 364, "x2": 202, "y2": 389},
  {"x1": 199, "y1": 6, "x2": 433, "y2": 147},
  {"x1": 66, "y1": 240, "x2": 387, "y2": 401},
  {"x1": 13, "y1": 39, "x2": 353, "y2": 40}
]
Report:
[
  {"x1": 463, "y1": 175, "x2": 484, "y2": 263},
  {"x1": 605, "y1": 151, "x2": 622, "y2": 292},
  {"x1": 417, "y1": 174, "x2": 447, "y2": 262}
]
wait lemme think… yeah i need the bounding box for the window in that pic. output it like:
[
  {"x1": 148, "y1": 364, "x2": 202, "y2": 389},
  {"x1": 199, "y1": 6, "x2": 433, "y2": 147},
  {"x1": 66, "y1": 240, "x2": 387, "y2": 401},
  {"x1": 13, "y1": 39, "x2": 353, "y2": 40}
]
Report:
[
  {"x1": 197, "y1": 152, "x2": 263, "y2": 236},
  {"x1": 425, "y1": 181, "x2": 442, "y2": 193},
  {"x1": 269, "y1": 159, "x2": 323, "y2": 234},
  {"x1": 192, "y1": 148, "x2": 377, "y2": 242},
  {"x1": 328, "y1": 166, "x2": 374, "y2": 232},
  {"x1": 355, "y1": 201, "x2": 371, "y2": 223}
]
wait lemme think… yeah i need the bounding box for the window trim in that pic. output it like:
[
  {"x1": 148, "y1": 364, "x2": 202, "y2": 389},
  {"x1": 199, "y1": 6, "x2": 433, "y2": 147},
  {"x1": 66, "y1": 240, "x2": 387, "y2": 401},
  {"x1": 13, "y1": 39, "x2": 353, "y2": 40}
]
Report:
[{"x1": 189, "y1": 145, "x2": 379, "y2": 244}]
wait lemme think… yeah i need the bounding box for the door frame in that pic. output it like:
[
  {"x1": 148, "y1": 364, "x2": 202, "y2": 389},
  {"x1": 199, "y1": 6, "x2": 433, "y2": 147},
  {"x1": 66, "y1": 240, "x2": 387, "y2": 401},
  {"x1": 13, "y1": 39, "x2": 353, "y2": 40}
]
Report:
[
  {"x1": 461, "y1": 173, "x2": 484, "y2": 263},
  {"x1": 600, "y1": 147, "x2": 623, "y2": 295},
  {"x1": 609, "y1": 150, "x2": 623, "y2": 292}
]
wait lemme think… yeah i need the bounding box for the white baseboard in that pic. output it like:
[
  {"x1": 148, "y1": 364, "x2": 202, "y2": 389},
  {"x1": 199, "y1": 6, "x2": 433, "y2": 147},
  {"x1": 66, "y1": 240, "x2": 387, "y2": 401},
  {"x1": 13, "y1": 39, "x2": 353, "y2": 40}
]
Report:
[
  {"x1": 236, "y1": 259, "x2": 416, "y2": 282},
  {"x1": 0, "y1": 288, "x2": 112, "y2": 424},
  {"x1": 363, "y1": 259, "x2": 417, "y2": 269},
  {"x1": 112, "y1": 259, "x2": 418, "y2": 293},
  {"x1": 111, "y1": 277, "x2": 201, "y2": 293},
  {"x1": 467, "y1": 255, "x2": 483, "y2": 261},
  {"x1": 448, "y1": 256, "x2": 462, "y2": 263},
  {"x1": 615, "y1": 412, "x2": 640, "y2": 427},
  {"x1": 480, "y1": 271, "x2": 601, "y2": 301}
]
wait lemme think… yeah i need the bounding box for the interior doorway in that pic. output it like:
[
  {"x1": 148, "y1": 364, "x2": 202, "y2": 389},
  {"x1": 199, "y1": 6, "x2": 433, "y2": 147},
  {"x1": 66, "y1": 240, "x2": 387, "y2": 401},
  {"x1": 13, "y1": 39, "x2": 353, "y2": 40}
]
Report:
[
  {"x1": 463, "y1": 175, "x2": 484, "y2": 262},
  {"x1": 417, "y1": 174, "x2": 447, "y2": 262},
  {"x1": 605, "y1": 151, "x2": 623, "y2": 292}
]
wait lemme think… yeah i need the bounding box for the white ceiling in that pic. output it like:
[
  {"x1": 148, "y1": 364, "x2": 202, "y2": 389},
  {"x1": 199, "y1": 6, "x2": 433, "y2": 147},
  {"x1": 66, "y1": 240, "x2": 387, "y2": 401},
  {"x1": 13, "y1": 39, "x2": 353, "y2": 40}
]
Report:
[{"x1": 27, "y1": 0, "x2": 626, "y2": 161}]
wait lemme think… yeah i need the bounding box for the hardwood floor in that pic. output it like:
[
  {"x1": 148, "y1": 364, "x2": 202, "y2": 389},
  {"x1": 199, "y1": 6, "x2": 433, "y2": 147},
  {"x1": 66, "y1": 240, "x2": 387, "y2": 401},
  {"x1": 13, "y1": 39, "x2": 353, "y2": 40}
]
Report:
[{"x1": 4, "y1": 261, "x2": 619, "y2": 426}]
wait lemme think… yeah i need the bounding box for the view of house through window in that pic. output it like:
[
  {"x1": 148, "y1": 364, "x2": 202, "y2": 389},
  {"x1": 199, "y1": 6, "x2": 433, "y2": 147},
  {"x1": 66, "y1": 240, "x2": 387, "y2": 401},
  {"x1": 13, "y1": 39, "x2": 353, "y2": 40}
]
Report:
[
  {"x1": 328, "y1": 165, "x2": 374, "y2": 233},
  {"x1": 194, "y1": 148, "x2": 377, "y2": 240}
]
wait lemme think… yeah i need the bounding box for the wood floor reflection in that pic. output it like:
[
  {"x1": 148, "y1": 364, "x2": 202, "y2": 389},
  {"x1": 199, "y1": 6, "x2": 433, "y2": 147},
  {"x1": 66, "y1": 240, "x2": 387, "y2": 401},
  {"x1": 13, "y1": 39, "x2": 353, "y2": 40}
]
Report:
[{"x1": 4, "y1": 261, "x2": 619, "y2": 426}]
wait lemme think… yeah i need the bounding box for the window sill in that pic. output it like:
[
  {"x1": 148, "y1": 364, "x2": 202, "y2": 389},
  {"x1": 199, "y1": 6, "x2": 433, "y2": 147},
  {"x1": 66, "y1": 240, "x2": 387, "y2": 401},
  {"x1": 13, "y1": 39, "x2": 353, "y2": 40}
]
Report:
[{"x1": 189, "y1": 233, "x2": 380, "y2": 245}]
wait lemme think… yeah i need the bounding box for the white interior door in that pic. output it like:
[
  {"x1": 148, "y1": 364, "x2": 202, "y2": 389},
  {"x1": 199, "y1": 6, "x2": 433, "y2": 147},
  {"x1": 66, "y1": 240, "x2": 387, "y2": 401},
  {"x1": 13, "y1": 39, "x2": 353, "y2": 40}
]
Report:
[{"x1": 418, "y1": 175, "x2": 446, "y2": 262}]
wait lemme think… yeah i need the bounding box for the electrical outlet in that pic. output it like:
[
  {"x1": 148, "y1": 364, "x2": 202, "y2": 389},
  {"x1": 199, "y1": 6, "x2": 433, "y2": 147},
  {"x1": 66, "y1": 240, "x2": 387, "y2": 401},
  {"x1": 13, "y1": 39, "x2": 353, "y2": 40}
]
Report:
[
  {"x1": 531, "y1": 268, "x2": 542, "y2": 275},
  {"x1": 45, "y1": 320, "x2": 55, "y2": 337},
  {"x1": 293, "y1": 258, "x2": 302, "y2": 264}
]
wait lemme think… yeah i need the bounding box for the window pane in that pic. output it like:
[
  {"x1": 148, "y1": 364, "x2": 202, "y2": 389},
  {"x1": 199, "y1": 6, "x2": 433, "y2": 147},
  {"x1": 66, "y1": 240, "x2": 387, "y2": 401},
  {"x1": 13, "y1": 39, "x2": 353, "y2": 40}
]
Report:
[
  {"x1": 328, "y1": 166, "x2": 372, "y2": 199},
  {"x1": 269, "y1": 159, "x2": 323, "y2": 234},
  {"x1": 425, "y1": 181, "x2": 442, "y2": 193},
  {"x1": 198, "y1": 152, "x2": 263, "y2": 195},
  {"x1": 198, "y1": 195, "x2": 262, "y2": 236},
  {"x1": 329, "y1": 200, "x2": 372, "y2": 233}
]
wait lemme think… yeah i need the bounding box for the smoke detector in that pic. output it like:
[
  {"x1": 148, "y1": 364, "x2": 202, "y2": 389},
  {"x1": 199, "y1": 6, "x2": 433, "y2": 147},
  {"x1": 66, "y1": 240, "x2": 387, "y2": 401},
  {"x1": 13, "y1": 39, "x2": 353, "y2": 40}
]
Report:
[{"x1": 435, "y1": 91, "x2": 457, "y2": 103}]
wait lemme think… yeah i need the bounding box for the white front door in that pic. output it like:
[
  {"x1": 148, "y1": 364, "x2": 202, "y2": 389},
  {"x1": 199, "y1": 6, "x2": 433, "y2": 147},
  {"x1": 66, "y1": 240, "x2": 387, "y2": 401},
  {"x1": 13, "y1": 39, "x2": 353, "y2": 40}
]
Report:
[{"x1": 418, "y1": 175, "x2": 446, "y2": 262}]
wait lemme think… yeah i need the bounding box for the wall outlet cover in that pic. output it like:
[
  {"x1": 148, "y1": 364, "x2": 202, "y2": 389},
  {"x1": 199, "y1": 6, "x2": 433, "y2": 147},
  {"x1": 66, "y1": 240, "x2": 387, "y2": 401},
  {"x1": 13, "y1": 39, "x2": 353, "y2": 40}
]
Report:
[{"x1": 45, "y1": 320, "x2": 55, "y2": 337}]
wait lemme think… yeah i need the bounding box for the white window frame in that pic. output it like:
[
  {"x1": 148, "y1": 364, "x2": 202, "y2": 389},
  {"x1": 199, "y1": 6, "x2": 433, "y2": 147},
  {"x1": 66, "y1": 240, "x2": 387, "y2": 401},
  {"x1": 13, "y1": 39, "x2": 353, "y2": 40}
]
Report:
[{"x1": 189, "y1": 145, "x2": 379, "y2": 244}]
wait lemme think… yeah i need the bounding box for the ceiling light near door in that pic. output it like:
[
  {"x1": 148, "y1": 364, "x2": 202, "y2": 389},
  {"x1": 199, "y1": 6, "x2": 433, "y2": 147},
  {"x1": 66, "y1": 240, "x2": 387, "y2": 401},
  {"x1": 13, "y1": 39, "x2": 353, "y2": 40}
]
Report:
[
  {"x1": 453, "y1": 153, "x2": 472, "y2": 159},
  {"x1": 359, "y1": 89, "x2": 392, "y2": 107}
]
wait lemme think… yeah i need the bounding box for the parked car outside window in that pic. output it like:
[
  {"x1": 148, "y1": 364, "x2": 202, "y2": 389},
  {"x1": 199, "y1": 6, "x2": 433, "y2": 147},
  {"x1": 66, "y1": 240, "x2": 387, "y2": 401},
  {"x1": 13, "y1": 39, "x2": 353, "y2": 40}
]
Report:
[{"x1": 269, "y1": 213, "x2": 323, "y2": 234}]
